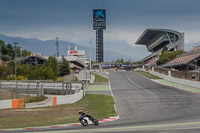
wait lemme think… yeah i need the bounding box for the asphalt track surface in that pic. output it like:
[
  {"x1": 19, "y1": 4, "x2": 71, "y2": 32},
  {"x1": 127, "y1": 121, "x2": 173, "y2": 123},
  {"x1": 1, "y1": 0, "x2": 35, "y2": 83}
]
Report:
[{"x1": 18, "y1": 71, "x2": 200, "y2": 133}]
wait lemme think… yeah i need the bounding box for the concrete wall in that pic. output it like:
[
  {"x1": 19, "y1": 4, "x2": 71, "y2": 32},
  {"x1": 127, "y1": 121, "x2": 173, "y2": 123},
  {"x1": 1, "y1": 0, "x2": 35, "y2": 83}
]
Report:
[
  {"x1": 149, "y1": 70, "x2": 200, "y2": 89},
  {"x1": 53, "y1": 90, "x2": 83, "y2": 105},
  {"x1": 0, "y1": 99, "x2": 12, "y2": 109}
]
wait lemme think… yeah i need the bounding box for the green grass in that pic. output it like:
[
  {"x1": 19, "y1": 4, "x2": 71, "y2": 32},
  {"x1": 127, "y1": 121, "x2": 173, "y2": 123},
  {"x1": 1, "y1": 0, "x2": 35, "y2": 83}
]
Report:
[
  {"x1": 90, "y1": 72, "x2": 108, "y2": 84},
  {"x1": 56, "y1": 77, "x2": 64, "y2": 82},
  {"x1": 0, "y1": 90, "x2": 47, "y2": 103},
  {"x1": 136, "y1": 70, "x2": 161, "y2": 79},
  {"x1": 0, "y1": 94, "x2": 117, "y2": 129},
  {"x1": 26, "y1": 96, "x2": 48, "y2": 103}
]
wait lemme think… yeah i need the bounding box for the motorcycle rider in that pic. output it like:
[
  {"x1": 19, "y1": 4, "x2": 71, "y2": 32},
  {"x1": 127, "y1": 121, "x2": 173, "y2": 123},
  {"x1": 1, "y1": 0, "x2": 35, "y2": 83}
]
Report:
[{"x1": 79, "y1": 110, "x2": 94, "y2": 121}]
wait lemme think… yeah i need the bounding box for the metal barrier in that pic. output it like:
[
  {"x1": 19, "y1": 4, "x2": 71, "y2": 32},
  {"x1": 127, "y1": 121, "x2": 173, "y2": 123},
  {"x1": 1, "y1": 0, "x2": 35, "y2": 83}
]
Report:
[{"x1": 0, "y1": 80, "x2": 89, "y2": 100}]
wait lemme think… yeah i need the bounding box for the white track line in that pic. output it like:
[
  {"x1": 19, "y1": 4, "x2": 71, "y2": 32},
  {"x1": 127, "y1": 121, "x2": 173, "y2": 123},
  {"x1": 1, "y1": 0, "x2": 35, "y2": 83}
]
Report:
[
  {"x1": 109, "y1": 74, "x2": 158, "y2": 98},
  {"x1": 108, "y1": 76, "x2": 118, "y2": 114},
  {"x1": 127, "y1": 78, "x2": 158, "y2": 98},
  {"x1": 96, "y1": 72, "x2": 119, "y2": 115}
]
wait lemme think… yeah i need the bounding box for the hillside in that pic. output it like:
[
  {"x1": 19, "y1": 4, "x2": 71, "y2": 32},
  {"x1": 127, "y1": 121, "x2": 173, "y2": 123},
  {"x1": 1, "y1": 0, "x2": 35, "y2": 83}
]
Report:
[{"x1": 0, "y1": 34, "x2": 132, "y2": 62}]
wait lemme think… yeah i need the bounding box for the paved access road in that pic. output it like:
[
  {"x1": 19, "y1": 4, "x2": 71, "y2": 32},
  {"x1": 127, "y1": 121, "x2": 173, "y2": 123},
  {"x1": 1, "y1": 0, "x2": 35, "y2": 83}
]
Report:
[{"x1": 18, "y1": 71, "x2": 200, "y2": 133}]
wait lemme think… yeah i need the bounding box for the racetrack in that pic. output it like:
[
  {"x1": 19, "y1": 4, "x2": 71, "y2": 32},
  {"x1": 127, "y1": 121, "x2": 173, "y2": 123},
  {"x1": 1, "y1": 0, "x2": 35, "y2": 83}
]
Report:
[
  {"x1": 16, "y1": 71, "x2": 200, "y2": 133},
  {"x1": 108, "y1": 71, "x2": 200, "y2": 125}
]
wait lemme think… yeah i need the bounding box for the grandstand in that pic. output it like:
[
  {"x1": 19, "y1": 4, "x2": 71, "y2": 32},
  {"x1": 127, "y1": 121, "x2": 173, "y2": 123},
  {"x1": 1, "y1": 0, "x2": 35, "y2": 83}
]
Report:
[
  {"x1": 18, "y1": 53, "x2": 47, "y2": 65},
  {"x1": 135, "y1": 29, "x2": 184, "y2": 67}
]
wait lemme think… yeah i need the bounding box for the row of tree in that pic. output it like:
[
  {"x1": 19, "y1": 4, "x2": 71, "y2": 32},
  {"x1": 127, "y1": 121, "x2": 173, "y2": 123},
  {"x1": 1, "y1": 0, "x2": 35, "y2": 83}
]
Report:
[
  {"x1": 0, "y1": 40, "x2": 31, "y2": 61},
  {"x1": 156, "y1": 46, "x2": 184, "y2": 65},
  {"x1": 111, "y1": 58, "x2": 143, "y2": 65},
  {"x1": 0, "y1": 56, "x2": 70, "y2": 80},
  {"x1": 0, "y1": 40, "x2": 71, "y2": 80}
]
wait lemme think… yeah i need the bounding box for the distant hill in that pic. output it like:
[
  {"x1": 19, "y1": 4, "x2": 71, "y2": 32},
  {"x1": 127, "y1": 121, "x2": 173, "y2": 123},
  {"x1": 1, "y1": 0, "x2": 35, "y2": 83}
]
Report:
[{"x1": 0, "y1": 34, "x2": 134, "y2": 62}]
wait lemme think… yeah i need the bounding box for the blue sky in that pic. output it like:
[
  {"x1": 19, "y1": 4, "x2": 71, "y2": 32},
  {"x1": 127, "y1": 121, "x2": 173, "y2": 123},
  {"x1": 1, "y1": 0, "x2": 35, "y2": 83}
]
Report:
[{"x1": 1, "y1": 0, "x2": 200, "y2": 61}]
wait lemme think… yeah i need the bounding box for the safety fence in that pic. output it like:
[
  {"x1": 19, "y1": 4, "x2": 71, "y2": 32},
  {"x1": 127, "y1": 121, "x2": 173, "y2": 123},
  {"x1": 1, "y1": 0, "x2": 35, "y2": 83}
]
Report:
[{"x1": 0, "y1": 80, "x2": 89, "y2": 100}]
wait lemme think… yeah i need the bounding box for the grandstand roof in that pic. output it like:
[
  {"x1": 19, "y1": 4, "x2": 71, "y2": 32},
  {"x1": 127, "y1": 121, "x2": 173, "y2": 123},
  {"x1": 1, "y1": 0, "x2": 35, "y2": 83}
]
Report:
[
  {"x1": 135, "y1": 29, "x2": 182, "y2": 45},
  {"x1": 163, "y1": 46, "x2": 200, "y2": 67}
]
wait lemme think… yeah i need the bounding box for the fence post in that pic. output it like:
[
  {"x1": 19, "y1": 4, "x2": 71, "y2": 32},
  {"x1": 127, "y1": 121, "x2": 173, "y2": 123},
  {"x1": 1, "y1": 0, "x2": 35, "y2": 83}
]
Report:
[
  {"x1": 16, "y1": 81, "x2": 18, "y2": 99},
  {"x1": 62, "y1": 82, "x2": 64, "y2": 95},
  {"x1": 12, "y1": 87, "x2": 14, "y2": 99},
  {"x1": 0, "y1": 89, "x2": 2, "y2": 100},
  {"x1": 37, "y1": 81, "x2": 39, "y2": 96},
  {"x1": 41, "y1": 84, "x2": 44, "y2": 96},
  {"x1": 65, "y1": 83, "x2": 69, "y2": 95},
  {"x1": 26, "y1": 84, "x2": 29, "y2": 101},
  {"x1": 28, "y1": 83, "x2": 30, "y2": 99},
  {"x1": 0, "y1": 82, "x2": 1, "y2": 100},
  {"x1": 70, "y1": 83, "x2": 72, "y2": 95}
]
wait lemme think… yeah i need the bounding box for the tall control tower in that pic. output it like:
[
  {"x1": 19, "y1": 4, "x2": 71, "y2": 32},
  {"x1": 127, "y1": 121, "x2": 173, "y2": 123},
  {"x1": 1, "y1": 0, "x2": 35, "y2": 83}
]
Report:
[{"x1": 93, "y1": 9, "x2": 106, "y2": 62}]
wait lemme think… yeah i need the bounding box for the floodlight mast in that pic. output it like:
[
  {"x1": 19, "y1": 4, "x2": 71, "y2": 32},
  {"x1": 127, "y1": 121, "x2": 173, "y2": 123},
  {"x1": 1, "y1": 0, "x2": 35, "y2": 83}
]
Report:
[
  {"x1": 55, "y1": 37, "x2": 59, "y2": 57},
  {"x1": 90, "y1": 41, "x2": 92, "y2": 70},
  {"x1": 13, "y1": 42, "x2": 18, "y2": 80}
]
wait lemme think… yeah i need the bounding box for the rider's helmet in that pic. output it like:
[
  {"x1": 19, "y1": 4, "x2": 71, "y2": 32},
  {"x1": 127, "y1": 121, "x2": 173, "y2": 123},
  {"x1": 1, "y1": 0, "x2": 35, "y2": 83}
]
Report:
[{"x1": 78, "y1": 110, "x2": 83, "y2": 114}]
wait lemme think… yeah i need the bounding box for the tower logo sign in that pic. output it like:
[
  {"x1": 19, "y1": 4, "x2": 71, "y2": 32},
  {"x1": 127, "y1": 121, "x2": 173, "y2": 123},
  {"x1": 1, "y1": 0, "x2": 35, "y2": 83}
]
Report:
[
  {"x1": 94, "y1": 10, "x2": 105, "y2": 19},
  {"x1": 93, "y1": 9, "x2": 106, "y2": 22}
]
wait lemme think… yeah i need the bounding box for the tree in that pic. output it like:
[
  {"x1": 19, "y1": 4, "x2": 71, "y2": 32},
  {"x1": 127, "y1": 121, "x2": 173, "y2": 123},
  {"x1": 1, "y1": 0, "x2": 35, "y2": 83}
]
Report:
[
  {"x1": 0, "y1": 65, "x2": 13, "y2": 79},
  {"x1": 115, "y1": 58, "x2": 123, "y2": 63},
  {"x1": 162, "y1": 45, "x2": 168, "y2": 54},
  {"x1": 17, "y1": 64, "x2": 32, "y2": 79},
  {"x1": 59, "y1": 56, "x2": 70, "y2": 76},
  {"x1": 46, "y1": 56, "x2": 59, "y2": 77},
  {"x1": 29, "y1": 66, "x2": 55, "y2": 80},
  {"x1": 21, "y1": 49, "x2": 31, "y2": 57},
  {"x1": 156, "y1": 50, "x2": 184, "y2": 65}
]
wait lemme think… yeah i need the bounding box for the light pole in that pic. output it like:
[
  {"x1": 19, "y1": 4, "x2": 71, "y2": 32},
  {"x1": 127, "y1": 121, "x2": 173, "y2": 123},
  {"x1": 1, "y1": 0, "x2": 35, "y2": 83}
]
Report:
[
  {"x1": 13, "y1": 42, "x2": 18, "y2": 80},
  {"x1": 18, "y1": 46, "x2": 22, "y2": 58},
  {"x1": 89, "y1": 41, "x2": 92, "y2": 70}
]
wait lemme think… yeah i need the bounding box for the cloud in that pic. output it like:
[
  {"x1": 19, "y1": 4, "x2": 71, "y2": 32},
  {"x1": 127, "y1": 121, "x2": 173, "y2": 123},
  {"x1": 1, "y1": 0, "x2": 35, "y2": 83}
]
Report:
[
  {"x1": 185, "y1": 32, "x2": 200, "y2": 44},
  {"x1": 0, "y1": 26, "x2": 96, "y2": 44},
  {"x1": 105, "y1": 31, "x2": 141, "y2": 46}
]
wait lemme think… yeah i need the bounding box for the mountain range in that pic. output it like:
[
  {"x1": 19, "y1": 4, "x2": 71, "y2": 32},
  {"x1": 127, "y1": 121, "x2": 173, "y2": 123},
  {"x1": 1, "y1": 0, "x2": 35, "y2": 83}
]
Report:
[{"x1": 0, "y1": 34, "x2": 149, "y2": 62}]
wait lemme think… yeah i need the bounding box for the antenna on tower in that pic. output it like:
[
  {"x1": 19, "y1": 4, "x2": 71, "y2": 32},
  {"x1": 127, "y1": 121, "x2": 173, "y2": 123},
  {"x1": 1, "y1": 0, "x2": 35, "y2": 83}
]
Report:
[{"x1": 55, "y1": 37, "x2": 59, "y2": 57}]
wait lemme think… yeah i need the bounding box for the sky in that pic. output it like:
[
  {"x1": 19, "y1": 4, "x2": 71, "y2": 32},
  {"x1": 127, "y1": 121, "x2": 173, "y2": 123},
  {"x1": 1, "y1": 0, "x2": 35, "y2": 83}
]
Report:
[{"x1": 1, "y1": 0, "x2": 200, "y2": 61}]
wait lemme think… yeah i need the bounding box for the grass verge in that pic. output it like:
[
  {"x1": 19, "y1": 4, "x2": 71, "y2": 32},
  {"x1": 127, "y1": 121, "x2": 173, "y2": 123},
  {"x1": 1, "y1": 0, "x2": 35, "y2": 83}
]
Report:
[
  {"x1": 136, "y1": 70, "x2": 161, "y2": 79},
  {"x1": 0, "y1": 90, "x2": 47, "y2": 103},
  {"x1": 90, "y1": 72, "x2": 108, "y2": 84},
  {"x1": 26, "y1": 96, "x2": 48, "y2": 103},
  {"x1": 0, "y1": 94, "x2": 117, "y2": 129},
  {"x1": 56, "y1": 77, "x2": 64, "y2": 82}
]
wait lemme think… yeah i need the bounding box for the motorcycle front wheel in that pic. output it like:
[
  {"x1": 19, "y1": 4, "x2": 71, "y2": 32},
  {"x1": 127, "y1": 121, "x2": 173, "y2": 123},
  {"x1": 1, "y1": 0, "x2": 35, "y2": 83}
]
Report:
[{"x1": 80, "y1": 119, "x2": 88, "y2": 126}]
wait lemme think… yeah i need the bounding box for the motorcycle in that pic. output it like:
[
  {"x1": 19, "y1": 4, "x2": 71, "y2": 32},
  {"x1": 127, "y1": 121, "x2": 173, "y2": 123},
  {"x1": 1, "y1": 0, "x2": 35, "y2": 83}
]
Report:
[{"x1": 79, "y1": 116, "x2": 99, "y2": 126}]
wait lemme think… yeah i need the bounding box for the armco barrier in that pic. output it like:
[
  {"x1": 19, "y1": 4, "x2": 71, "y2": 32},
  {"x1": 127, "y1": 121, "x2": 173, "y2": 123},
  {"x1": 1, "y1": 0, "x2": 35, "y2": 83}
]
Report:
[
  {"x1": 0, "y1": 98, "x2": 26, "y2": 109},
  {"x1": 53, "y1": 90, "x2": 83, "y2": 106}
]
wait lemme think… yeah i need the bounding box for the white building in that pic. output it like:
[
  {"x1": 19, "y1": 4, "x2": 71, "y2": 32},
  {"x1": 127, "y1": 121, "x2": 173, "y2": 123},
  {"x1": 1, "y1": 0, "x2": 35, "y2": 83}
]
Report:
[{"x1": 57, "y1": 47, "x2": 89, "y2": 70}]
